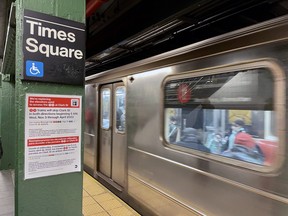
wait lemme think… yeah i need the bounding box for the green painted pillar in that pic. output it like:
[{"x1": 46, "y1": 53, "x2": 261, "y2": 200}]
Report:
[
  {"x1": 0, "y1": 77, "x2": 15, "y2": 169},
  {"x1": 0, "y1": 1, "x2": 16, "y2": 170},
  {"x1": 14, "y1": 0, "x2": 85, "y2": 215}
]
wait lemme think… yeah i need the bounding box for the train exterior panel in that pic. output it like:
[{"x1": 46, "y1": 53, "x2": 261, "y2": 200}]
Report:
[{"x1": 85, "y1": 15, "x2": 288, "y2": 216}]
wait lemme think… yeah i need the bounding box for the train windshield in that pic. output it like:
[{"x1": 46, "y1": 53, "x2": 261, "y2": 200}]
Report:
[{"x1": 164, "y1": 68, "x2": 278, "y2": 166}]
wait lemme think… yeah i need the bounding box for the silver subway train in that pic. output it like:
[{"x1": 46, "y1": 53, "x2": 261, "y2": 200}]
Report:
[{"x1": 84, "y1": 15, "x2": 288, "y2": 216}]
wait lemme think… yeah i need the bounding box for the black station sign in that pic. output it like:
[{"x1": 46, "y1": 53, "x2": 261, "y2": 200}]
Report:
[{"x1": 22, "y1": 10, "x2": 85, "y2": 85}]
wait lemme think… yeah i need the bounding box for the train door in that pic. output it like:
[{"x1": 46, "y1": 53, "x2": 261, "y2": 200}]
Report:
[{"x1": 98, "y1": 82, "x2": 126, "y2": 187}]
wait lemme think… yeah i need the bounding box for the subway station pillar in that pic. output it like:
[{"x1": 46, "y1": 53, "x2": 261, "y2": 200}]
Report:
[
  {"x1": 0, "y1": 0, "x2": 16, "y2": 171},
  {"x1": 13, "y1": 0, "x2": 85, "y2": 215}
]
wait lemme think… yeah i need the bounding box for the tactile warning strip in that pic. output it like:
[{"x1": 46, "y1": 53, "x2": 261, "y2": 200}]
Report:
[{"x1": 83, "y1": 172, "x2": 141, "y2": 216}]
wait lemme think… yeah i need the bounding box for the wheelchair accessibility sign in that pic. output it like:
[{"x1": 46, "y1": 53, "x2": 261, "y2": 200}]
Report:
[
  {"x1": 22, "y1": 10, "x2": 85, "y2": 85},
  {"x1": 26, "y1": 60, "x2": 44, "y2": 77}
]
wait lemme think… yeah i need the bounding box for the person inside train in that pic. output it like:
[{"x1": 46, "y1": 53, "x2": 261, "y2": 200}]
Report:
[
  {"x1": 222, "y1": 119, "x2": 264, "y2": 164},
  {"x1": 207, "y1": 132, "x2": 224, "y2": 154},
  {"x1": 120, "y1": 110, "x2": 126, "y2": 131},
  {"x1": 168, "y1": 116, "x2": 178, "y2": 143},
  {"x1": 116, "y1": 107, "x2": 123, "y2": 130},
  {"x1": 226, "y1": 119, "x2": 255, "y2": 150},
  {"x1": 176, "y1": 127, "x2": 210, "y2": 153}
]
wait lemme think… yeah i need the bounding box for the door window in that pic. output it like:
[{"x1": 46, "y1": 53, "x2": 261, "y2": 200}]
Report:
[
  {"x1": 115, "y1": 86, "x2": 126, "y2": 132},
  {"x1": 101, "y1": 88, "x2": 111, "y2": 129}
]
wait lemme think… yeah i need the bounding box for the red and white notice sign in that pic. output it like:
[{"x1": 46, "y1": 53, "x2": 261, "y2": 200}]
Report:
[{"x1": 24, "y1": 93, "x2": 82, "y2": 179}]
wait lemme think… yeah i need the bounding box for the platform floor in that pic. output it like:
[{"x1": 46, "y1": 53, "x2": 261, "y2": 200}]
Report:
[
  {"x1": 82, "y1": 172, "x2": 140, "y2": 216},
  {"x1": 0, "y1": 170, "x2": 140, "y2": 216},
  {"x1": 0, "y1": 170, "x2": 14, "y2": 216}
]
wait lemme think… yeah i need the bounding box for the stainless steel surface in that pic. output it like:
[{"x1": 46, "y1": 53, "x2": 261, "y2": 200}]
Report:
[
  {"x1": 99, "y1": 84, "x2": 112, "y2": 178},
  {"x1": 111, "y1": 83, "x2": 126, "y2": 187},
  {"x1": 84, "y1": 15, "x2": 288, "y2": 216},
  {"x1": 84, "y1": 84, "x2": 97, "y2": 174},
  {"x1": 96, "y1": 83, "x2": 127, "y2": 187}
]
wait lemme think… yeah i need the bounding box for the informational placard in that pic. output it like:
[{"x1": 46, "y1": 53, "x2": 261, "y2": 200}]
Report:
[
  {"x1": 22, "y1": 10, "x2": 85, "y2": 85},
  {"x1": 25, "y1": 93, "x2": 82, "y2": 180}
]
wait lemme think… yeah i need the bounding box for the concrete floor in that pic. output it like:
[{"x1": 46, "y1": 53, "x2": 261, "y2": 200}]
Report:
[{"x1": 0, "y1": 170, "x2": 14, "y2": 216}]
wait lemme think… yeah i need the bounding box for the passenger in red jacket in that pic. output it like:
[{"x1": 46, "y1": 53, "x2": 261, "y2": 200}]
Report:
[
  {"x1": 222, "y1": 119, "x2": 264, "y2": 164},
  {"x1": 227, "y1": 119, "x2": 255, "y2": 150}
]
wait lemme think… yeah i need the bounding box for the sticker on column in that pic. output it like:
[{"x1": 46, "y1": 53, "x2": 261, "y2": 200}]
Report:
[{"x1": 26, "y1": 60, "x2": 44, "y2": 77}]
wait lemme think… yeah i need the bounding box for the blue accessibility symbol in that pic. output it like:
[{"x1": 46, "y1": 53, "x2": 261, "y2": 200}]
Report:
[{"x1": 26, "y1": 60, "x2": 44, "y2": 77}]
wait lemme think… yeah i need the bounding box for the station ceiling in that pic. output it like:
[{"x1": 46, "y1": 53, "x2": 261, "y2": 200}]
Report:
[
  {"x1": 85, "y1": 0, "x2": 288, "y2": 76},
  {"x1": 1, "y1": 1, "x2": 288, "y2": 78}
]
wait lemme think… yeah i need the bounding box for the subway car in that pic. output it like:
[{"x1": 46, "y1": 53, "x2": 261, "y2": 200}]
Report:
[{"x1": 84, "y1": 15, "x2": 288, "y2": 216}]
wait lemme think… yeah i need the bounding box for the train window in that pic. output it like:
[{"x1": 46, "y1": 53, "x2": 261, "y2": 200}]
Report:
[
  {"x1": 115, "y1": 86, "x2": 126, "y2": 132},
  {"x1": 164, "y1": 68, "x2": 280, "y2": 167},
  {"x1": 101, "y1": 88, "x2": 111, "y2": 129}
]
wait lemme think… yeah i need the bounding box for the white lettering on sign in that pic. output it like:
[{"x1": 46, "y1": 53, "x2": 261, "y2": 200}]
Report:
[
  {"x1": 24, "y1": 18, "x2": 83, "y2": 60},
  {"x1": 26, "y1": 38, "x2": 83, "y2": 59},
  {"x1": 26, "y1": 20, "x2": 76, "y2": 42}
]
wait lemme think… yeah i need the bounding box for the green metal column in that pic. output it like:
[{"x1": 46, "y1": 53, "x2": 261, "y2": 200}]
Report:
[
  {"x1": 14, "y1": 0, "x2": 85, "y2": 216},
  {"x1": 0, "y1": 1, "x2": 16, "y2": 170},
  {"x1": 0, "y1": 77, "x2": 15, "y2": 169}
]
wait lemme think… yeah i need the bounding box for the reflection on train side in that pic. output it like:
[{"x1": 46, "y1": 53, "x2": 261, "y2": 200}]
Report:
[
  {"x1": 164, "y1": 68, "x2": 277, "y2": 166},
  {"x1": 101, "y1": 88, "x2": 110, "y2": 129},
  {"x1": 115, "y1": 86, "x2": 126, "y2": 132}
]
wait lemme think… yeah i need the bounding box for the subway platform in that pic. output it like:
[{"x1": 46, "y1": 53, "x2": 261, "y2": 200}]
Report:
[
  {"x1": 0, "y1": 170, "x2": 14, "y2": 216},
  {"x1": 0, "y1": 170, "x2": 140, "y2": 216},
  {"x1": 82, "y1": 172, "x2": 140, "y2": 216}
]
